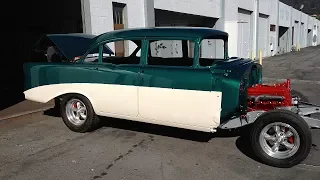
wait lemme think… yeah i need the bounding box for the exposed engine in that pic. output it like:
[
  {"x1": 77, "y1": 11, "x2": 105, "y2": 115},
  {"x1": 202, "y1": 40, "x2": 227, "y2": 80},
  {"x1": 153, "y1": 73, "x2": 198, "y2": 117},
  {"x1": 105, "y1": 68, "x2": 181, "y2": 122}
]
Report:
[{"x1": 247, "y1": 79, "x2": 293, "y2": 112}]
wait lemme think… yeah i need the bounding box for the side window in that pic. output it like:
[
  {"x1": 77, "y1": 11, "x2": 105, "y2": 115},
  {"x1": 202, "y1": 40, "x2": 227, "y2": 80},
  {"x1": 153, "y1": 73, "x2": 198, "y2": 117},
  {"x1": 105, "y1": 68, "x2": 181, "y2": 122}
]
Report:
[
  {"x1": 199, "y1": 39, "x2": 225, "y2": 66},
  {"x1": 102, "y1": 39, "x2": 142, "y2": 65},
  {"x1": 148, "y1": 39, "x2": 194, "y2": 67}
]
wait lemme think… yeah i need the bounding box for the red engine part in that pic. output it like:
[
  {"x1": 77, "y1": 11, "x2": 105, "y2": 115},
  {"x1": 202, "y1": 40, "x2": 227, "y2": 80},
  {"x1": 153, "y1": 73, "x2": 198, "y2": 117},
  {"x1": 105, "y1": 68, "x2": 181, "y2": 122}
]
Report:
[{"x1": 247, "y1": 79, "x2": 292, "y2": 112}]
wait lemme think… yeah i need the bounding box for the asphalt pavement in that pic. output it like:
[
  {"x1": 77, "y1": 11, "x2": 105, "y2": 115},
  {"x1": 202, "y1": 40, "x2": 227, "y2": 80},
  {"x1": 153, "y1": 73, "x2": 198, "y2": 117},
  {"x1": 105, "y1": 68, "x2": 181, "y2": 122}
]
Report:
[{"x1": 1, "y1": 46, "x2": 320, "y2": 180}]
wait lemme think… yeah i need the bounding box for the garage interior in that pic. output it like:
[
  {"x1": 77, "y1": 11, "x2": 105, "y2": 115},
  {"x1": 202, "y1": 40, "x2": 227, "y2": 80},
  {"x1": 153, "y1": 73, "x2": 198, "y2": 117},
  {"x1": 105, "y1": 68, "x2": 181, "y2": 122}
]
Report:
[
  {"x1": 0, "y1": 0, "x2": 83, "y2": 110},
  {"x1": 278, "y1": 26, "x2": 289, "y2": 54},
  {"x1": 155, "y1": 9, "x2": 218, "y2": 27}
]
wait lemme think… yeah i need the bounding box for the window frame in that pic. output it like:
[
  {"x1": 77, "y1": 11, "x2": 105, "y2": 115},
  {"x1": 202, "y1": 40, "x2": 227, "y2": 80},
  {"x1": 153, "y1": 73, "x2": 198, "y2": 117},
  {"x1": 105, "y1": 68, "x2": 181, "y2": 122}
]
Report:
[
  {"x1": 143, "y1": 36, "x2": 199, "y2": 68},
  {"x1": 79, "y1": 37, "x2": 144, "y2": 65},
  {"x1": 199, "y1": 38, "x2": 227, "y2": 61}
]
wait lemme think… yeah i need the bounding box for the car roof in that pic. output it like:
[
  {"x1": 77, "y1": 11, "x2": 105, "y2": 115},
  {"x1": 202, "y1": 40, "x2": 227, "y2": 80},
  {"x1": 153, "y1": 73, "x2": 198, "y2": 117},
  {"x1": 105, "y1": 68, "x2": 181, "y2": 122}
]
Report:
[{"x1": 91, "y1": 27, "x2": 229, "y2": 44}]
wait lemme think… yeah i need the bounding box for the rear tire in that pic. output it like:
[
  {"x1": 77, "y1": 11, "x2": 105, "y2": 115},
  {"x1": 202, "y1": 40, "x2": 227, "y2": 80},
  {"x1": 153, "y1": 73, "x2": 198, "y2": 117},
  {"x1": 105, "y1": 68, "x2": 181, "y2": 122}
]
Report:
[
  {"x1": 250, "y1": 109, "x2": 312, "y2": 168},
  {"x1": 60, "y1": 94, "x2": 101, "y2": 133}
]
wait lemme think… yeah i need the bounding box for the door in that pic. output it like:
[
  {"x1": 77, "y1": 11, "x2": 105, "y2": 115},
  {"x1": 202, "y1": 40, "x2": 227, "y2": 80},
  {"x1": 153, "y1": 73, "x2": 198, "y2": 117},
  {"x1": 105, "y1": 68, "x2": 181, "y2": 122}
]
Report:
[
  {"x1": 258, "y1": 14, "x2": 269, "y2": 57},
  {"x1": 85, "y1": 39, "x2": 142, "y2": 117},
  {"x1": 138, "y1": 39, "x2": 222, "y2": 131},
  {"x1": 238, "y1": 9, "x2": 252, "y2": 59}
]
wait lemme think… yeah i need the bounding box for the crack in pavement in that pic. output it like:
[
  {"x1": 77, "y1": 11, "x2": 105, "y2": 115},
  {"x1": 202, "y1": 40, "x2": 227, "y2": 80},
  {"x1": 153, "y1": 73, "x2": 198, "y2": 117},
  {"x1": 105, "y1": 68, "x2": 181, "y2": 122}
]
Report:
[{"x1": 92, "y1": 135, "x2": 155, "y2": 179}]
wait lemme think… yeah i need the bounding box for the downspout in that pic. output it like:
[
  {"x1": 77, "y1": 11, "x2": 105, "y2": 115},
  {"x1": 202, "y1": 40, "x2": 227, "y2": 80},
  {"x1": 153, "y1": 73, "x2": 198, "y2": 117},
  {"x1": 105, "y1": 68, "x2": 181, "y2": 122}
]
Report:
[
  {"x1": 276, "y1": 0, "x2": 280, "y2": 55},
  {"x1": 253, "y1": 0, "x2": 259, "y2": 59}
]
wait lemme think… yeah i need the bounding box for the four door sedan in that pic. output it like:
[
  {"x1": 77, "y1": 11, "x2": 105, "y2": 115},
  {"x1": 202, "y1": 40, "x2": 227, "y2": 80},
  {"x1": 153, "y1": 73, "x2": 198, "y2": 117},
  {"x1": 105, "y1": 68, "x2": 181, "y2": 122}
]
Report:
[{"x1": 23, "y1": 27, "x2": 320, "y2": 168}]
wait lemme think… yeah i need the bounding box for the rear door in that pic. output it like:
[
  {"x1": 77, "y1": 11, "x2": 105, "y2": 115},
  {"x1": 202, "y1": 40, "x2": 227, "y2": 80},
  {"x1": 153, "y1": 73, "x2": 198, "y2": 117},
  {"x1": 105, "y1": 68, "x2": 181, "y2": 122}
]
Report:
[{"x1": 138, "y1": 39, "x2": 222, "y2": 132}]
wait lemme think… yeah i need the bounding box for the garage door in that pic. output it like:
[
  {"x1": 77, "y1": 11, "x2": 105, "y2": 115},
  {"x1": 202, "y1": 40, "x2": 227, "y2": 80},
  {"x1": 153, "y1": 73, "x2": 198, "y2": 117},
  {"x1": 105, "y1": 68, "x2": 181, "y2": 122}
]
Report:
[
  {"x1": 258, "y1": 14, "x2": 269, "y2": 57},
  {"x1": 238, "y1": 9, "x2": 252, "y2": 59}
]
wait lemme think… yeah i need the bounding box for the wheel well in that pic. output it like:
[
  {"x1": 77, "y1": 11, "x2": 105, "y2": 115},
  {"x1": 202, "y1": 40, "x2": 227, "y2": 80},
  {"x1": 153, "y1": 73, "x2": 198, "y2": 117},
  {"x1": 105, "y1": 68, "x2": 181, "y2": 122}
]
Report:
[{"x1": 54, "y1": 93, "x2": 92, "y2": 106}]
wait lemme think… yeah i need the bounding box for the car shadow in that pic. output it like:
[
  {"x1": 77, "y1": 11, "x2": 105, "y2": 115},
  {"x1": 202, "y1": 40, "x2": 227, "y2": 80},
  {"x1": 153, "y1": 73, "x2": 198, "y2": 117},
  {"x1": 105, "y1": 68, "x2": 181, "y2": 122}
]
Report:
[
  {"x1": 43, "y1": 111, "x2": 262, "y2": 162},
  {"x1": 235, "y1": 135, "x2": 262, "y2": 163},
  {"x1": 97, "y1": 116, "x2": 251, "y2": 142},
  {"x1": 43, "y1": 108, "x2": 61, "y2": 117},
  {"x1": 98, "y1": 116, "x2": 213, "y2": 142}
]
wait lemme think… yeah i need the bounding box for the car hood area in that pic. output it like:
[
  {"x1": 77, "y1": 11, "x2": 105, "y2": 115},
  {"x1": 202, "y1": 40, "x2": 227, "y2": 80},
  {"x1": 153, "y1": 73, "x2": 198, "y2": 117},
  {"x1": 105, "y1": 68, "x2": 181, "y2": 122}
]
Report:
[
  {"x1": 209, "y1": 58, "x2": 262, "y2": 80},
  {"x1": 34, "y1": 34, "x2": 114, "y2": 61}
]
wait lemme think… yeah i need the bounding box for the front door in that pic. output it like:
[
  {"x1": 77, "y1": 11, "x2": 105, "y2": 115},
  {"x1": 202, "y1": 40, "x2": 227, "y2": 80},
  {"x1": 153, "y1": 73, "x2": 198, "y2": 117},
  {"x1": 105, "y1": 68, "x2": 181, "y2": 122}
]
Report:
[
  {"x1": 138, "y1": 39, "x2": 222, "y2": 131},
  {"x1": 90, "y1": 63, "x2": 140, "y2": 117},
  {"x1": 85, "y1": 39, "x2": 142, "y2": 118}
]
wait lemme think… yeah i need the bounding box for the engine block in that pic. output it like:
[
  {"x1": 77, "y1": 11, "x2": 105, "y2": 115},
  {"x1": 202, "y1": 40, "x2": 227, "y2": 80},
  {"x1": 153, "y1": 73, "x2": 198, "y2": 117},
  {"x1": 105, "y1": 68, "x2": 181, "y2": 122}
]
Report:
[{"x1": 247, "y1": 79, "x2": 292, "y2": 111}]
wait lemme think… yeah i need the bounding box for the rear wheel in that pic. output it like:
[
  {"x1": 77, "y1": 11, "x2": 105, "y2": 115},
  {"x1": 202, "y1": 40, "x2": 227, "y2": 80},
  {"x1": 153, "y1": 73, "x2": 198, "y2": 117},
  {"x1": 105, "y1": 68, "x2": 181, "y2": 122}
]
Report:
[
  {"x1": 250, "y1": 110, "x2": 312, "y2": 168},
  {"x1": 60, "y1": 94, "x2": 101, "y2": 133}
]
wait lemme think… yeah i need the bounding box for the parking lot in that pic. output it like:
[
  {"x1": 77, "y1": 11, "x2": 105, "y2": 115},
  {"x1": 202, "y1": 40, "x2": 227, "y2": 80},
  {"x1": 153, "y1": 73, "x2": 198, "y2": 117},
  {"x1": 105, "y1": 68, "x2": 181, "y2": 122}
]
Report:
[{"x1": 1, "y1": 46, "x2": 320, "y2": 180}]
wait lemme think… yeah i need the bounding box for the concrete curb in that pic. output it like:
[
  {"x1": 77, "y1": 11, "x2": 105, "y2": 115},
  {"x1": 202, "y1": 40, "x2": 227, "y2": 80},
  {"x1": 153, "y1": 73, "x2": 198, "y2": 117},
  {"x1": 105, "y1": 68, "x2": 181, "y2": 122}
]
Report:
[{"x1": 0, "y1": 105, "x2": 54, "y2": 121}]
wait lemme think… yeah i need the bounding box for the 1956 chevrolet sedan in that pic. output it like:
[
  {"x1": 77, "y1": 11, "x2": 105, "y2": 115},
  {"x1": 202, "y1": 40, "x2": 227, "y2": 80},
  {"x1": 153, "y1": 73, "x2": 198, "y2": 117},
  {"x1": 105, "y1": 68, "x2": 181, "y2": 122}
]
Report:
[{"x1": 23, "y1": 27, "x2": 320, "y2": 168}]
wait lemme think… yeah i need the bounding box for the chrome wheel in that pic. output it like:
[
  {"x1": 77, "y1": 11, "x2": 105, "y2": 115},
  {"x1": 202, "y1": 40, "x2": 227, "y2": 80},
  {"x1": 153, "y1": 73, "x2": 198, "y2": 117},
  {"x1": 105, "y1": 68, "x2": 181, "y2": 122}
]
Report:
[
  {"x1": 259, "y1": 122, "x2": 300, "y2": 159},
  {"x1": 65, "y1": 98, "x2": 87, "y2": 126}
]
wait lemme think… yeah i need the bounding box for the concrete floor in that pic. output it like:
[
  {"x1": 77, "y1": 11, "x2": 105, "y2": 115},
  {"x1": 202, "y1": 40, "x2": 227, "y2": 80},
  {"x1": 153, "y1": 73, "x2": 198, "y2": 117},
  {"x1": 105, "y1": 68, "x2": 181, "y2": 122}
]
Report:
[{"x1": 1, "y1": 46, "x2": 320, "y2": 180}]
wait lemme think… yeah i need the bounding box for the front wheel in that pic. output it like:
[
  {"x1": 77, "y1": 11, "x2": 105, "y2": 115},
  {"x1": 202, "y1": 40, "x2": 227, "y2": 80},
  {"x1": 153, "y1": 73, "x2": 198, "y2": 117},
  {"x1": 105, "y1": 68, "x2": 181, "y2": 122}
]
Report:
[{"x1": 250, "y1": 110, "x2": 312, "y2": 168}]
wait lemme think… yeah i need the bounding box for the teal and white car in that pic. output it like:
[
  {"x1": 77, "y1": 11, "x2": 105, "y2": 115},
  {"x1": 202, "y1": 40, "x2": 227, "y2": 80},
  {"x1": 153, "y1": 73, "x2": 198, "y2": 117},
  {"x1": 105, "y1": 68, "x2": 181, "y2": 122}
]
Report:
[{"x1": 23, "y1": 27, "x2": 320, "y2": 168}]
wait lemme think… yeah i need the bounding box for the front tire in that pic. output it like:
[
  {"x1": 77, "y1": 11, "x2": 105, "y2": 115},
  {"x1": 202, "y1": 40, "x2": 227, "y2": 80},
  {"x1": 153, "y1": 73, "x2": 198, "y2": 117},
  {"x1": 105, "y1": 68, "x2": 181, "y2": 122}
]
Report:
[
  {"x1": 250, "y1": 110, "x2": 312, "y2": 168},
  {"x1": 60, "y1": 94, "x2": 101, "y2": 133}
]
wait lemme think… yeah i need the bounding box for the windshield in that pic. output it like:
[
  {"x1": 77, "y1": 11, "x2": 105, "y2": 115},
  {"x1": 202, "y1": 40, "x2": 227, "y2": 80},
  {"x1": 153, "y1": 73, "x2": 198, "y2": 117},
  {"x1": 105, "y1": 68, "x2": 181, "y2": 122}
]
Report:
[{"x1": 47, "y1": 34, "x2": 114, "y2": 61}]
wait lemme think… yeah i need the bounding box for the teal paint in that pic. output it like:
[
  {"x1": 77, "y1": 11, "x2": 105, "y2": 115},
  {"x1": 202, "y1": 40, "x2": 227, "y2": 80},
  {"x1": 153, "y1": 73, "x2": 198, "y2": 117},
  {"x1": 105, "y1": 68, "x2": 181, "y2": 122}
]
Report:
[{"x1": 24, "y1": 27, "x2": 262, "y2": 122}]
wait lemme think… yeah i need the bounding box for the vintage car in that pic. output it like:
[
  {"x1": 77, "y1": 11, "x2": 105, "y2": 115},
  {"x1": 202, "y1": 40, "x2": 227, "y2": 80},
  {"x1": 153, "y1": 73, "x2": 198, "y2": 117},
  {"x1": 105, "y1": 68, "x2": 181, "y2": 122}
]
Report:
[{"x1": 23, "y1": 27, "x2": 320, "y2": 168}]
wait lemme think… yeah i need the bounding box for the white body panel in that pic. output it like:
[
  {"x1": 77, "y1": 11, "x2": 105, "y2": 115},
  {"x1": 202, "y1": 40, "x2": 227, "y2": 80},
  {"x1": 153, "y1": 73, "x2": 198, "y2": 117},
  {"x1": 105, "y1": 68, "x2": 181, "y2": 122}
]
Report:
[
  {"x1": 24, "y1": 83, "x2": 222, "y2": 133},
  {"x1": 24, "y1": 84, "x2": 93, "y2": 104},
  {"x1": 90, "y1": 84, "x2": 138, "y2": 117},
  {"x1": 138, "y1": 86, "x2": 222, "y2": 131}
]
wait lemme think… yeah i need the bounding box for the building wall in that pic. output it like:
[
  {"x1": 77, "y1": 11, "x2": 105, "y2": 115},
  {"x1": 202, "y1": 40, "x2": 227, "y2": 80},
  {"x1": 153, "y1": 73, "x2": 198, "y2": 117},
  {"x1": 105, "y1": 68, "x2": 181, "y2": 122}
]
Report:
[
  {"x1": 317, "y1": 21, "x2": 320, "y2": 45},
  {"x1": 223, "y1": 0, "x2": 239, "y2": 57},
  {"x1": 82, "y1": 0, "x2": 320, "y2": 60},
  {"x1": 239, "y1": 0, "x2": 254, "y2": 11},
  {"x1": 86, "y1": 0, "x2": 147, "y2": 35},
  {"x1": 279, "y1": 2, "x2": 291, "y2": 27},
  {"x1": 154, "y1": 0, "x2": 221, "y2": 18},
  {"x1": 301, "y1": 13, "x2": 308, "y2": 48},
  {"x1": 308, "y1": 16, "x2": 314, "y2": 30}
]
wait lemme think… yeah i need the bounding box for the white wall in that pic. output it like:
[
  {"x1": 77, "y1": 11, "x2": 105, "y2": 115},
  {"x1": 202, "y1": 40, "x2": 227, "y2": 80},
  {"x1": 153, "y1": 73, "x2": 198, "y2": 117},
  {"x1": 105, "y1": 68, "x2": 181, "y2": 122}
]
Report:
[
  {"x1": 223, "y1": 0, "x2": 239, "y2": 57},
  {"x1": 87, "y1": 0, "x2": 147, "y2": 35},
  {"x1": 238, "y1": 0, "x2": 254, "y2": 11},
  {"x1": 308, "y1": 16, "x2": 314, "y2": 30},
  {"x1": 81, "y1": 0, "x2": 320, "y2": 60},
  {"x1": 301, "y1": 13, "x2": 308, "y2": 47},
  {"x1": 318, "y1": 21, "x2": 320, "y2": 45},
  {"x1": 279, "y1": 2, "x2": 291, "y2": 27},
  {"x1": 154, "y1": 0, "x2": 221, "y2": 18},
  {"x1": 259, "y1": 0, "x2": 272, "y2": 16},
  {"x1": 267, "y1": 0, "x2": 278, "y2": 25},
  {"x1": 312, "y1": 18, "x2": 318, "y2": 46},
  {"x1": 291, "y1": 8, "x2": 300, "y2": 23}
]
